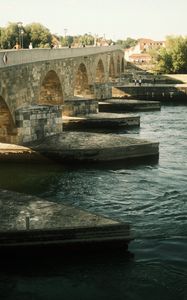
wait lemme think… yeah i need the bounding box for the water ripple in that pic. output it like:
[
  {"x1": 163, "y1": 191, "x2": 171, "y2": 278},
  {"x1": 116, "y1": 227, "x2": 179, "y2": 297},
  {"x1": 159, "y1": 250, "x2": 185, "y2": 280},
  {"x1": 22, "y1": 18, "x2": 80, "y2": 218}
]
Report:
[{"x1": 0, "y1": 106, "x2": 187, "y2": 300}]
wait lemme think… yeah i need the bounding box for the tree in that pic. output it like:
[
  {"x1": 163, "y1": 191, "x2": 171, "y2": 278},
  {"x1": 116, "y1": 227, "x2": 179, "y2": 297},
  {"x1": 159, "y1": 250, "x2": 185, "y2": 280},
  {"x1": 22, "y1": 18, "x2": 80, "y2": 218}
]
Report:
[
  {"x1": 155, "y1": 36, "x2": 187, "y2": 73},
  {"x1": 60, "y1": 35, "x2": 74, "y2": 47},
  {"x1": 0, "y1": 27, "x2": 4, "y2": 48},
  {"x1": 25, "y1": 23, "x2": 52, "y2": 48},
  {"x1": 72, "y1": 34, "x2": 94, "y2": 47},
  {"x1": 116, "y1": 37, "x2": 137, "y2": 49},
  {"x1": 79, "y1": 34, "x2": 94, "y2": 46},
  {"x1": 0, "y1": 22, "x2": 52, "y2": 49},
  {"x1": 0, "y1": 22, "x2": 20, "y2": 49}
]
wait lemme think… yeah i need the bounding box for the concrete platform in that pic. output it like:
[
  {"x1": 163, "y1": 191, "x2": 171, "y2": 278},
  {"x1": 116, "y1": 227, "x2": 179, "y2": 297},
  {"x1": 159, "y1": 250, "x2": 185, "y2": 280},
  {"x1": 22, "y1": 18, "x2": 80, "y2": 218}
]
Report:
[
  {"x1": 0, "y1": 189, "x2": 132, "y2": 252},
  {"x1": 0, "y1": 132, "x2": 159, "y2": 163},
  {"x1": 99, "y1": 99, "x2": 161, "y2": 112},
  {"x1": 33, "y1": 132, "x2": 159, "y2": 163},
  {"x1": 63, "y1": 112, "x2": 140, "y2": 131}
]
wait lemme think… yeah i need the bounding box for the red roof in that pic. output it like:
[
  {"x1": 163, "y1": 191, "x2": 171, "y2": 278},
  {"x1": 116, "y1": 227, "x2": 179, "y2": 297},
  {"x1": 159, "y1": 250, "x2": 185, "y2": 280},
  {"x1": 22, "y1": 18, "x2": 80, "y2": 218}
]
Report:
[{"x1": 130, "y1": 53, "x2": 151, "y2": 59}]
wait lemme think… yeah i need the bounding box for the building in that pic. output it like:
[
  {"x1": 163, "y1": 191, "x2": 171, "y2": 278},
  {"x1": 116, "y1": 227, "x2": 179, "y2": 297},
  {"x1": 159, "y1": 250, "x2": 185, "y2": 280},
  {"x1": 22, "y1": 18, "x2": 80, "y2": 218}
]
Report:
[{"x1": 125, "y1": 38, "x2": 165, "y2": 63}]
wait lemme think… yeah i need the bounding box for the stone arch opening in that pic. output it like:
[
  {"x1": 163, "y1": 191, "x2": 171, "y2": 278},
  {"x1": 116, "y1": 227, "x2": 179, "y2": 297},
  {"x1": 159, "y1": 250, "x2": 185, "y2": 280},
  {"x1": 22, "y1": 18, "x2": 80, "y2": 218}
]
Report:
[
  {"x1": 117, "y1": 56, "x2": 121, "y2": 76},
  {"x1": 95, "y1": 59, "x2": 105, "y2": 83},
  {"x1": 121, "y1": 57, "x2": 125, "y2": 73},
  {"x1": 39, "y1": 70, "x2": 63, "y2": 105},
  {"x1": 74, "y1": 63, "x2": 93, "y2": 98},
  {"x1": 109, "y1": 56, "x2": 115, "y2": 81},
  {"x1": 0, "y1": 96, "x2": 17, "y2": 143}
]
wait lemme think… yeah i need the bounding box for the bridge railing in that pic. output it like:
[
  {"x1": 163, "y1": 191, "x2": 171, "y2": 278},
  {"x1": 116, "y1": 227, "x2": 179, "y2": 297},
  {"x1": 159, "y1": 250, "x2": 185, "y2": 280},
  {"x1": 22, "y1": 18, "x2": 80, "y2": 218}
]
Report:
[{"x1": 0, "y1": 46, "x2": 123, "y2": 68}]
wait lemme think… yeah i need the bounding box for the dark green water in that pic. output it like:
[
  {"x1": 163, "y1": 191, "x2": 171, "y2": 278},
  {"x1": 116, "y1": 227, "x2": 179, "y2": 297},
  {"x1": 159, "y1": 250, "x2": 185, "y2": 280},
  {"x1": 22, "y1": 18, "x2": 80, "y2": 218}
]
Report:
[{"x1": 0, "y1": 106, "x2": 186, "y2": 300}]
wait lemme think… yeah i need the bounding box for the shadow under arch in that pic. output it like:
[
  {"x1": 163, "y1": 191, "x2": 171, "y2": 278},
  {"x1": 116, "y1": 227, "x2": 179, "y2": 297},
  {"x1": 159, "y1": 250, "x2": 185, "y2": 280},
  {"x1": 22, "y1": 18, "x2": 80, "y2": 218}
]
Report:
[
  {"x1": 95, "y1": 59, "x2": 105, "y2": 83},
  {"x1": 0, "y1": 96, "x2": 17, "y2": 143},
  {"x1": 109, "y1": 56, "x2": 115, "y2": 82},
  {"x1": 38, "y1": 70, "x2": 63, "y2": 105},
  {"x1": 74, "y1": 63, "x2": 94, "y2": 98},
  {"x1": 117, "y1": 56, "x2": 121, "y2": 77},
  {"x1": 121, "y1": 57, "x2": 125, "y2": 74}
]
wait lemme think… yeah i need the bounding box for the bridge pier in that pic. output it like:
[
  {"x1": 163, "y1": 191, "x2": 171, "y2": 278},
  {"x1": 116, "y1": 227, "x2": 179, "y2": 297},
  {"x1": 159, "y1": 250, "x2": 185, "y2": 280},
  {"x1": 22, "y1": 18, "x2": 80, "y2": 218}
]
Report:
[
  {"x1": 63, "y1": 83, "x2": 112, "y2": 117},
  {"x1": 94, "y1": 83, "x2": 112, "y2": 100},
  {"x1": 15, "y1": 105, "x2": 63, "y2": 143},
  {"x1": 63, "y1": 99, "x2": 98, "y2": 117}
]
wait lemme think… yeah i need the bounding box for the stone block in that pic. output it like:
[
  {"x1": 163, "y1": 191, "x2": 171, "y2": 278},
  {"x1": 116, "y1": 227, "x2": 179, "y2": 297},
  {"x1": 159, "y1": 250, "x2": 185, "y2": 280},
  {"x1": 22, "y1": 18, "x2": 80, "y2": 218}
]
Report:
[
  {"x1": 24, "y1": 127, "x2": 31, "y2": 135},
  {"x1": 23, "y1": 120, "x2": 31, "y2": 128},
  {"x1": 16, "y1": 120, "x2": 23, "y2": 128},
  {"x1": 23, "y1": 112, "x2": 30, "y2": 120}
]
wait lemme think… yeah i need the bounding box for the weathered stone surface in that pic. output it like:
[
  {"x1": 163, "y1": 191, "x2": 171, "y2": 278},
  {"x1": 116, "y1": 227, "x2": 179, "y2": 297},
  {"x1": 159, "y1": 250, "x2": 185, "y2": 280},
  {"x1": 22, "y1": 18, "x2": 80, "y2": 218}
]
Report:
[
  {"x1": 63, "y1": 98, "x2": 98, "y2": 116},
  {"x1": 0, "y1": 132, "x2": 159, "y2": 163},
  {"x1": 15, "y1": 105, "x2": 63, "y2": 143},
  {"x1": 0, "y1": 189, "x2": 118, "y2": 231},
  {"x1": 33, "y1": 132, "x2": 159, "y2": 162},
  {"x1": 0, "y1": 190, "x2": 133, "y2": 252}
]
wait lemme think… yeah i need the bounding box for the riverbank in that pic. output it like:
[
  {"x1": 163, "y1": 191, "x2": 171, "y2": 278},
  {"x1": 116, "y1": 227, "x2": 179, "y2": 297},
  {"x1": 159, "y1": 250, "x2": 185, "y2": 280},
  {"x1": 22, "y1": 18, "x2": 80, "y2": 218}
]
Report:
[{"x1": 112, "y1": 84, "x2": 187, "y2": 102}]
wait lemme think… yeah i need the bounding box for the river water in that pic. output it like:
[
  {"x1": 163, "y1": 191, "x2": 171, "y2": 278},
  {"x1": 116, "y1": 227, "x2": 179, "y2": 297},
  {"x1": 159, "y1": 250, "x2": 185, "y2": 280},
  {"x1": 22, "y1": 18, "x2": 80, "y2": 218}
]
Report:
[{"x1": 0, "y1": 105, "x2": 186, "y2": 300}]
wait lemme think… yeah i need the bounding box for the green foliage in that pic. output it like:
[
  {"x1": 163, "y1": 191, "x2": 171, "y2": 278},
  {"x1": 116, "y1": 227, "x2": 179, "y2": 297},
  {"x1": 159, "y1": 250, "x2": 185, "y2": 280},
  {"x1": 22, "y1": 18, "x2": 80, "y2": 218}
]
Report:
[
  {"x1": 116, "y1": 37, "x2": 137, "y2": 49},
  {"x1": 0, "y1": 22, "x2": 20, "y2": 49},
  {"x1": 25, "y1": 23, "x2": 52, "y2": 48},
  {"x1": 60, "y1": 34, "x2": 96, "y2": 47},
  {"x1": 79, "y1": 34, "x2": 94, "y2": 46},
  {"x1": 155, "y1": 36, "x2": 187, "y2": 74},
  {"x1": 0, "y1": 22, "x2": 52, "y2": 49},
  {"x1": 0, "y1": 23, "x2": 134, "y2": 51},
  {"x1": 0, "y1": 22, "x2": 109, "y2": 49},
  {"x1": 0, "y1": 27, "x2": 4, "y2": 48},
  {"x1": 0, "y1": 22, "x2": 114, "y2": 49},
  {"x1": 60, "y1": 35, "x2": 74, "y2": 47}
]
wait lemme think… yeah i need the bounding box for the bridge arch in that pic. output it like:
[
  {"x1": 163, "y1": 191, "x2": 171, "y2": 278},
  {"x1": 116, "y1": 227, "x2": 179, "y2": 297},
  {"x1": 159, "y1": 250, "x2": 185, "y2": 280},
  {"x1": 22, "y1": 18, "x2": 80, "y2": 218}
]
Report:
[
  {"x1": 109, "y1": 56, "x2": 115, "y2": 81},
  {"x1": 74, "y1": 63, "x2": 93, "y2": 98},
  {"x1": 38, "y1": 70, "x2": 63, "y2": 105},
  {"x1": 0, "y1": 96, "x2": 17, "y2": 143},
  {"x1": 95, "y1": 59, "x2": 105, "y2": 83}
]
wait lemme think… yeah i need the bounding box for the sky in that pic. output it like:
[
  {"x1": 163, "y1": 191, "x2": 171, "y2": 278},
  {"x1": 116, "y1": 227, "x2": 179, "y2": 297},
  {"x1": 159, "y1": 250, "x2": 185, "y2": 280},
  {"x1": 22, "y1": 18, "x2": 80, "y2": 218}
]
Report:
[{"x1": 0, "y1": 0, "x2": 187, "y2": 41}]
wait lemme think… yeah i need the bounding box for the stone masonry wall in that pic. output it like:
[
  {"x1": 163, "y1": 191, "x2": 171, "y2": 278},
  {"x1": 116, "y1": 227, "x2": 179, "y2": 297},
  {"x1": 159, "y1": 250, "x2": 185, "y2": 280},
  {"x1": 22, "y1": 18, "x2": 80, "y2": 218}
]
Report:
[
  {"x1": 94, "y1": 83, "x2": 112, "y2": 99},
  {"x1": 63, "y1": 99, "x2": 98, "y2": 117},
  {"x1": 15, "y1": 105, "x2": 63, "y2": 144}
]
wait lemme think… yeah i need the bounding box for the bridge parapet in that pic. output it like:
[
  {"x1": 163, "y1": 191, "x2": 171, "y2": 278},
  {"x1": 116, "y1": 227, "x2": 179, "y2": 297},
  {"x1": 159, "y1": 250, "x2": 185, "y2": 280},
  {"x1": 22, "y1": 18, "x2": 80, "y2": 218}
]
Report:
[{"x1": 0, "y1": 45, "x2": 122, "y2": 68}]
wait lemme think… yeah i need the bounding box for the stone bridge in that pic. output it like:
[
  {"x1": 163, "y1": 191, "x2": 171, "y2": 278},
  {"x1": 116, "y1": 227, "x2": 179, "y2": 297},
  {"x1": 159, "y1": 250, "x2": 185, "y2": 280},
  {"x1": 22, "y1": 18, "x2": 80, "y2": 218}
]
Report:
[{"x1": 0, "y1": 46, "x2": 125, "y2": 144}]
